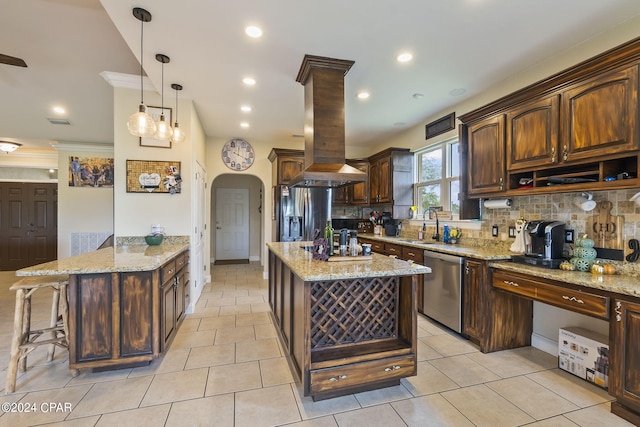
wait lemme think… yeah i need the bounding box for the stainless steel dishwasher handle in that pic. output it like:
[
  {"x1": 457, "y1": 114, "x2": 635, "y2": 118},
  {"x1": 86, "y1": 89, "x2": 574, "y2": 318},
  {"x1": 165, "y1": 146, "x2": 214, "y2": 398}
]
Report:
[{"x1": 423, "y1": 250, "x2": 465, "y2": 264}]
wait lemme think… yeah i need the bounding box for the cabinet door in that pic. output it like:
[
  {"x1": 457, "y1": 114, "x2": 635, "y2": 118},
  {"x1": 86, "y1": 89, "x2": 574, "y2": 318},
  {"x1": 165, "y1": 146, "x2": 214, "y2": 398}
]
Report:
[
  {"x1": 562, "y1": 65, "x2": 639, "y2": 162},
  {"x1": 332, "y1": 185, "x2": 350, "y2": 205},
  {"x1": 351, "y1": 162, "x2": 369, "y2": 205},
  {"x1": 467, "y1": 115, "x2": 505, "y2": 195},
  {"x1": 176, "y1": 269, "x2": 186, "y2": 322},
  {"x1": 162, "y1": 280, "x2": 176, "y2": 345},
  {"x1": 611, "y1": 299, "x2": 640, "y2": 410},
  {"x1": 278, "y1": 156, "x2": 304, "y2": 185},
  {"x1": 369, "y1": 160, "x2": 380, "y2": 203},
  {"x1": 378, "y1": 157, "x2": 391, "y2": 203},
  {"x1": 507, "y1": 95, "x2": 559, "y2": 171},
  {"x1": 120, "y1": 272, "x2": 154, "y2": 357},
  {"x1": 463, "y1": 260, "x2": 483, "y2": 340}
]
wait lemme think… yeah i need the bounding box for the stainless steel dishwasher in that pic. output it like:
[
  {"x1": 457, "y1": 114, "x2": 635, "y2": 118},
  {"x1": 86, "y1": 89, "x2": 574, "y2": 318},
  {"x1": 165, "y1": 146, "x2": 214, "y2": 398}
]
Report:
[{"x1": 422, "y1": 250, "x2": 465, "y2": 333}]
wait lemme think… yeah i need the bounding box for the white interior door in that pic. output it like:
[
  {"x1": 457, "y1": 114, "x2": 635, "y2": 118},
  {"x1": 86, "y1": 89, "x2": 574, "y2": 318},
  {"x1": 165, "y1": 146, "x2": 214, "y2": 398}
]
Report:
[
  {"x1": 215, "y1": 188, "x2": 249, "y2": 260},
  {"x1": 192, "y1": 162, "x2": 206, "y2": 301}
]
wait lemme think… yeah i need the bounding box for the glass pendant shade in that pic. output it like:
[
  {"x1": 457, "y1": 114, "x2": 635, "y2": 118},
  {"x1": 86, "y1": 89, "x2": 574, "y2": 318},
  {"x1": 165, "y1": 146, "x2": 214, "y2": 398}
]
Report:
[
  {"x1": 171, "y1": 122, "x2": 185, "y2": 143},
  {"x1": 127, "y1": 103, "x2": 156, "y2": 137},
  {"x1": 154, "y1": 113, "x2": 173, "y2": 140}
]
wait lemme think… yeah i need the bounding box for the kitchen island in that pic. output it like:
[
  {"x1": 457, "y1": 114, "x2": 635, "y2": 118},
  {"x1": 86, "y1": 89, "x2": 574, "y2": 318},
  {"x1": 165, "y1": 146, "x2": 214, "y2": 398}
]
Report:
[
  {"x1": 16, "y1": 243, "x2": 190, "y2": 371},
  {"x1": 267, "y1": 241, "x2": 430, "y2": 400}
]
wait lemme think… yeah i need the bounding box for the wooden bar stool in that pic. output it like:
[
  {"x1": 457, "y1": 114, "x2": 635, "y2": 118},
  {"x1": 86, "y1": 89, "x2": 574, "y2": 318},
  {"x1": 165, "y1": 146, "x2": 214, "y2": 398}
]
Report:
[{"x1": 5, "y1": 274, "x2": 79, "y2": 394}]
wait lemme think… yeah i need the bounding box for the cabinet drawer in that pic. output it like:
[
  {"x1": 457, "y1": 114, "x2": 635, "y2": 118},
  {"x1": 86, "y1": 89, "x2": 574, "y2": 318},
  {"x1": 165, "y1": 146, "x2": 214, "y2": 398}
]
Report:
[
  {"x1": 385, "y1": 243, "x2": 402, "y2": 257},
  {"x1": 310, "y1": 355, "x2": 415, "y2": 395},
  {"x1": 175, "y1": 253, "x2": 187, "y2": 270},
  {"x1": 161, "y1": 260, "x2": 177, "y2": 283},
  {"x1": 371, "y1": 242, "x2": 384, "y2": 253},
  {"x1": 492, "y1": 270, "x2": 609, "y2": 319},
  {"x1": 401, "y1": 246, "x2": 423, "y2": 262}
]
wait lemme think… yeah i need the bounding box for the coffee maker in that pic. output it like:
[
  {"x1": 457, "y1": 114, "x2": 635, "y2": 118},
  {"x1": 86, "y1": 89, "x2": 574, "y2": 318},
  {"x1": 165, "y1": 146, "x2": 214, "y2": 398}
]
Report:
[{"x1": 513, "y1": 220, "x2": 566, "y2": 268}]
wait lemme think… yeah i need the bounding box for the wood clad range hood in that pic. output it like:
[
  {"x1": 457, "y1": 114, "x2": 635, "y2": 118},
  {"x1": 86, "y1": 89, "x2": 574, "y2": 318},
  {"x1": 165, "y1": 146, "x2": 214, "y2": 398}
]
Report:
[{"x1": 290, "y1": 55, "x2": 368, "y2": 188}]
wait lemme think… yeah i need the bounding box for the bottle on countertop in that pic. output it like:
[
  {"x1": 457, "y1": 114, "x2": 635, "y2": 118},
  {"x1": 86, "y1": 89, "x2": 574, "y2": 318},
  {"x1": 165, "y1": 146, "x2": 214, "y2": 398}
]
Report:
[
  {"x1": 443, "y1": 224, "x2": 450, "y2": 244},
  {"x1": 324, "y1": 218, "x2": 334, "y2": 256},
  {"x1": 349, "y1": 230, "x2": 358, "y2": 256}
]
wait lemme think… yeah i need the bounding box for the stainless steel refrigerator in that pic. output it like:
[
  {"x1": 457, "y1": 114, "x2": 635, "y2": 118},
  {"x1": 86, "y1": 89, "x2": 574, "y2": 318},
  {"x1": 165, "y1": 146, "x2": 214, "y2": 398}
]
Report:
[{"x1": 279, "y1": 186, "x2": 331, "y2": 241}]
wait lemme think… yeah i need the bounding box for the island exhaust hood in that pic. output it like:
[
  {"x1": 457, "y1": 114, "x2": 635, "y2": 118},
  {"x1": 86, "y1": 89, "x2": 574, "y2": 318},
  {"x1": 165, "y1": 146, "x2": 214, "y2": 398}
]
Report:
[{"x1": 290, "y1": 55, "x2": 367, "y2": 188}]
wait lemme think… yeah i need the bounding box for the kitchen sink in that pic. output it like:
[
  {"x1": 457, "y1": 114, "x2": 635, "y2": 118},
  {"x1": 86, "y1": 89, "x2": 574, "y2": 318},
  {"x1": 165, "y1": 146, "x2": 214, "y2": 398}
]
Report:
[{"x1": 397, "y1": 239, "x2": 428, "y2": 245}]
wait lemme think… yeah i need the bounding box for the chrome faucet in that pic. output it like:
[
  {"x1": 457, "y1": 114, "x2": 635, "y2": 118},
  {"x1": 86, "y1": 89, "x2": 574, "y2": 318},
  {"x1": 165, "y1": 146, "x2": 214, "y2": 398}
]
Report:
[{"x1": 426, "y1": 207, "x2": 440, "y2": 242}]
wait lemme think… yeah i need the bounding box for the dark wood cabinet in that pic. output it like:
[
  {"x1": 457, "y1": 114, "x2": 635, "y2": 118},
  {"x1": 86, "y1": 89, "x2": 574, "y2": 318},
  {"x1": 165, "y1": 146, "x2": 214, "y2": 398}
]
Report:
[
  {"x1": 68, "y1": 250, "x2": 189, "y2": 370},
  {"x1": 610, "y1": 298, "x2": 640, "y2": 425},
  {"x1": 463, "y1": 259, "x2": 483, "y2": 341},
  {"x1": 461, "y1": 40, "x2": 640, "y2": 198},
  {"x1": 333, "y1": 160, "x2": 369, "y2": 205},
  {"x1": 562, "y1": 65, "x2": 639, "y2": 163},
  {"x1": 269, "y1": 148, "x2": 304, "y2": 186},
  {"x1": 466, "y1": 115, "x2": 506, "y2": 196},
  {"x1": 506, "y1": 95, "x2": 560, "y2": 171},
  {"x1": 368, "y1": 148, "x2": 413, "y2": 218}
]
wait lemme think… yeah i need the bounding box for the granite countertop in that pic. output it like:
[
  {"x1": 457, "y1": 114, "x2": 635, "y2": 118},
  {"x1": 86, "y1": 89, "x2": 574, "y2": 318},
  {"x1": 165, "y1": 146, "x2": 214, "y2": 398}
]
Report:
[
  {"x1": 358, "y1": 233, "x2": 513, "y2": 260},
  {"x1": 16, "y1": 243, "x2": 189, "y2": 276},
  {"x1": 490, "y1": 261, "x2": 640, "y2": 297},
  {"x1": 266, "y1": 241, "x2": 431, "y2": 281}
]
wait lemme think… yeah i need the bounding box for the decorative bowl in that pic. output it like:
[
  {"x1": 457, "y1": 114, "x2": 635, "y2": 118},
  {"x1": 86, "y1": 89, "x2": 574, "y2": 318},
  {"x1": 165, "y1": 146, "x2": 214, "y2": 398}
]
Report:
[{"x1": 145, "y1": 234, "x2": 164, "y2": 246}]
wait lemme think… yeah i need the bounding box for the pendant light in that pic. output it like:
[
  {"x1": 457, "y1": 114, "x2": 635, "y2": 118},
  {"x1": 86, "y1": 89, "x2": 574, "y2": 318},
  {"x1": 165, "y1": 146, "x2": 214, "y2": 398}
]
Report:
[
  {"x1": 153, "y1": 53, "x2": 173, "y2": 140},
  {"x1": 127, "y1": 7, "x2": 156, "y2": 138},
  {"x1": 171, "y1": 83, "x2": 186, "y2": 143}
]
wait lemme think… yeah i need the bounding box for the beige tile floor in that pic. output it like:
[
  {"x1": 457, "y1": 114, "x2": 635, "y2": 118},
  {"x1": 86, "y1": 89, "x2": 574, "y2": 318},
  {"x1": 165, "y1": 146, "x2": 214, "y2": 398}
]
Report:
[{"x1": 0, "y1": 265, "x2": 634, "y2": 427}]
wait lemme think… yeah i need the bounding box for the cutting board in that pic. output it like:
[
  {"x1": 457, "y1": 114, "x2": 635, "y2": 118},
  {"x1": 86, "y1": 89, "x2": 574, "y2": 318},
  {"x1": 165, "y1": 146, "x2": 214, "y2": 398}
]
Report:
[{"x1": 586, "y1": 201, "x2": 624, "y2": 250}]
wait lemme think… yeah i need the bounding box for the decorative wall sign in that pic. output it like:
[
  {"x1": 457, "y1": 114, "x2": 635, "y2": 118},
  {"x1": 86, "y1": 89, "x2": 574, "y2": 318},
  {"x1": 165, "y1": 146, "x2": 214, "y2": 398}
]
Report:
[
  {"x1": 425, "y1": 112, "x2": 456, "y2": 139},
  {"x1": 139, "y1": 106, "x2": 172, "y2": 148},
  {"x1": 126, "y1": 160, "x2": 182, "y2": 194},
  {"x1": 69, "y1": 156, "x2": 114, "y2": 187}
]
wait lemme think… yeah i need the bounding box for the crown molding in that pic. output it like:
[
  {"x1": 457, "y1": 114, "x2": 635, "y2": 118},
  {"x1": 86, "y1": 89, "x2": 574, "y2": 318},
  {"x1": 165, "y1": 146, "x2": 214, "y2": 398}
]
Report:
[
  {"x1": 52, "y1": 142, "x2": 114, "y2": 153},
  {"x1": 100, "y1": 71, "x2": 156, "y2": 91}
]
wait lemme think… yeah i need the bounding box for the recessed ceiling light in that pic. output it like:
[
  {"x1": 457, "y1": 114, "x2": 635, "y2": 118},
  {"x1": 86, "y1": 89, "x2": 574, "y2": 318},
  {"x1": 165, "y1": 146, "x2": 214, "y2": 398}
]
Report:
[
  {"x1": 241, "y1": 105, "x2": 252, "y2": 112},
  {"x1": 240, "y1": 122, "x2": 250, "y2": 128},
  {"x1": 357, "y1": 92, "x2": 370, "y2": 100},
  {"x1": 243, "y1": 77, "x2": 256, "y2": 86},
  {"x1": 53, "y1": 106, "x2": 65, "y2": 114},
  {"x1": 397, "y1": 53, "x2": 413, "y2": 63},
  {"x1": 449, "y1": 88, "x2": 466, "y2": 96},
  {"x1": 245, "y1": 26, "x2": 263, "y2": 38}
]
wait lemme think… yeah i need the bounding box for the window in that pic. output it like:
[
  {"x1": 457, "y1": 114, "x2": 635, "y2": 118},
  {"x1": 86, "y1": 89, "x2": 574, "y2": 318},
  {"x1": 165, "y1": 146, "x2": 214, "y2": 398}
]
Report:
[{"x1": 414, "y1": 138, "x2": 460, "y2": 217}]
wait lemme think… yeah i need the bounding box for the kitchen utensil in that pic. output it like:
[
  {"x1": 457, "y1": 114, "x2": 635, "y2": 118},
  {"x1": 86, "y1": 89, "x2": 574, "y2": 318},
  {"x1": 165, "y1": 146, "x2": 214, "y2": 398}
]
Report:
[
  {"x1": 627, "y1": 239, "x2": 640, "y2": 262},
  {"x1": 586, "y1": 201, "x2": 624, "y2": 250}
]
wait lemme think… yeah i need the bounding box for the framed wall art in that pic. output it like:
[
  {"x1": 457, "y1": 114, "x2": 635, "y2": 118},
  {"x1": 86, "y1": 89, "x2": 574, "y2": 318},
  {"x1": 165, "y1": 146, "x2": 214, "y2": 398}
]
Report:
[
  {"x1": 69, "y1": 156, "x2": 114, "y2": 188},
  {"x1": 126, "y1": 159, "x2": 182, "y2": 194},
  {"x1": 139, "y1": 106, "x2": 172, "y2": 148}
]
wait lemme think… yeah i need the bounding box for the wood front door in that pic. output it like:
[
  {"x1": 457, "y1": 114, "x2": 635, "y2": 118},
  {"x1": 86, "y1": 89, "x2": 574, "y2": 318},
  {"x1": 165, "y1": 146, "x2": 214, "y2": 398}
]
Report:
[{"x1": 0, "y1": 182, "x2": 58, "y2": 270}]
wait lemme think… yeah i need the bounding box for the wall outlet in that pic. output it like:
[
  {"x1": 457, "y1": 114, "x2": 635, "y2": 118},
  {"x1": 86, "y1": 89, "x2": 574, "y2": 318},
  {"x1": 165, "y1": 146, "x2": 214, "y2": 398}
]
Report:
[
  {"x1": 492, "y1": 225, "x2": 499, "y2": 237},
  {"x1": 565, "y1": 229, "x2": 575, "y2": 243},
  {"x1": 508, "y1": 226, "x2": 516, "y2": 238}
]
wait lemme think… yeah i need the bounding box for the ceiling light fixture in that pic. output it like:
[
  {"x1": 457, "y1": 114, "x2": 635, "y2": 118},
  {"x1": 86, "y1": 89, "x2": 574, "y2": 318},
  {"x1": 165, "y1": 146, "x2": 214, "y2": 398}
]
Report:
[
  {"x1": 170, "y1": 83, "x2": 186, "y2": 143},
  {"x1": 53, "y1": 106, "x2": 65, "y2": 114},
  {"x1": 241, "y1": 105, "x2": 252, "y2": 112},
  {"x1": 240, "y1": 122, "x2": 250, "y2": 128},
  {"x1": 243, "y1": 77, "x2": 256, "y2": 86},
  {"x1": 397, "y1": 52, "x2": 413, "y2": 62},
  {"x1": 153, "y1": 53, "x2": 173, "y2": 141},
  {"x1": 357, "y1": 92, "x2": 370, "y2": 99},
  {"x1": 127, "y1": 7, "x2": 156, "y2": 138},
  {"x1": 0, "y1": 141, "x2": 21, "y2": 153},
  {"x1": 245, "y1": 26, "x2": 263, "y2": 38}
]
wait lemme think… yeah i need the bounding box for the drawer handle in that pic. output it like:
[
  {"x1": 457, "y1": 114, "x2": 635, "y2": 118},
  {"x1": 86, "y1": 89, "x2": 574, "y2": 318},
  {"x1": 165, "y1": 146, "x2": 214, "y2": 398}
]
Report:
[
  {"x1": 384, "y1": 365, "x2": 401, "y2": 372},
  {"x1": 503, "y1": 280, "x2": 519, "y2": 287},
  {"x1": 562, "y1": 295, "x2": 584, "y2": 304},
  {"x1": 328, "y1": 375, "x2": 348, "y2": 381},
  {"x1": 615, "y1": 301, "x2": 622, "y2": 322},
  {"x1": 167, "y1": 269, "x2": 174, "y2": 275},
  {"x1": 408, "y1": 252, "x2": 415, "y2": 257}
]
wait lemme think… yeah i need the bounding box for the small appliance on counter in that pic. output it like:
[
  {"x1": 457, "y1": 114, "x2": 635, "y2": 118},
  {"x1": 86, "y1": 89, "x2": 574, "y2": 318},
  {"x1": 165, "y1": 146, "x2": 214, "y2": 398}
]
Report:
[{"x1": 512, "y1": 220, "x2": 566, "y2": 268}]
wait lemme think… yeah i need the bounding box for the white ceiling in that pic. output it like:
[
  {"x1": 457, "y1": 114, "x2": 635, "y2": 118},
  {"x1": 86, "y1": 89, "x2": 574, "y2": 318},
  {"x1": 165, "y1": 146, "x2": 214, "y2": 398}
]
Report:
[{"x1": 2, "y1": 0, "x2": 640, "y2": 156}]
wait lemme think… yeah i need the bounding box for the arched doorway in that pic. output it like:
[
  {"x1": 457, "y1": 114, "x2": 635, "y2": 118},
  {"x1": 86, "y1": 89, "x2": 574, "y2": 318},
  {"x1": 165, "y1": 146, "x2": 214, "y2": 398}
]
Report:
[{"x1": 210, "y1": 174, "x2": 264, "y2": 264}]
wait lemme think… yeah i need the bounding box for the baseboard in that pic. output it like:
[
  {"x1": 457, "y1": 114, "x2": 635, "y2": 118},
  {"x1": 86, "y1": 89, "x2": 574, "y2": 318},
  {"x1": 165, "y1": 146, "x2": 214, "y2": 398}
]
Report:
[{"x1": 531, "y1": 333, "x2": 558, "y2": 356}]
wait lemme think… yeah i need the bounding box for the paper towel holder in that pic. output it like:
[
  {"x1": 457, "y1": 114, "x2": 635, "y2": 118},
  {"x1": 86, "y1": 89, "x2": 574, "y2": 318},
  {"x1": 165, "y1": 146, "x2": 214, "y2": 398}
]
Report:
[{"x1": 483, "y1": 198, "x2": 512, "y2": 209}]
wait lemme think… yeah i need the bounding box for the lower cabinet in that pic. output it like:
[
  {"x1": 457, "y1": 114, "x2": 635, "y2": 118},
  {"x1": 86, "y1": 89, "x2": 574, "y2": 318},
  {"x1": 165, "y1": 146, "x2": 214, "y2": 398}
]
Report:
[
  {"x1": 463, "y1": 259, "x2": 483, "y2": 341},
  {"x1": 68, "y1": 250, "x2": 189, "y2": 370},
  {"x1": 610, "y1": 298, "x2": 640, "y2": 425}
]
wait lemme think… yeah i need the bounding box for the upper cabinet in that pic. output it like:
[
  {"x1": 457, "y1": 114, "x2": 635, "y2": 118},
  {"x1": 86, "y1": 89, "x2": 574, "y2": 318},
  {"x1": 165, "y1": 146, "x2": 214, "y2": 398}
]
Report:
[
  {"x1": 268, "y1": 148, "x2": 304, "y2": 186},
  {"x1": 562, "y1": 65, "x2": 638, "y2": 162},
  {"x1": 368, "y1": 148, "x2": 413, "y2": 216},
  {"x1": 333, "y1": 160, "x2": 370, "y2": 206},
  {"x1": 460, "y1": 37, "x2": 640, "y2": 197},
  {"x1": 467, "y1": 115, "x2": 506, "y2": 196},
  {"x1": 507, "y1": 95, "x2": 559, "y2": 171}
]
